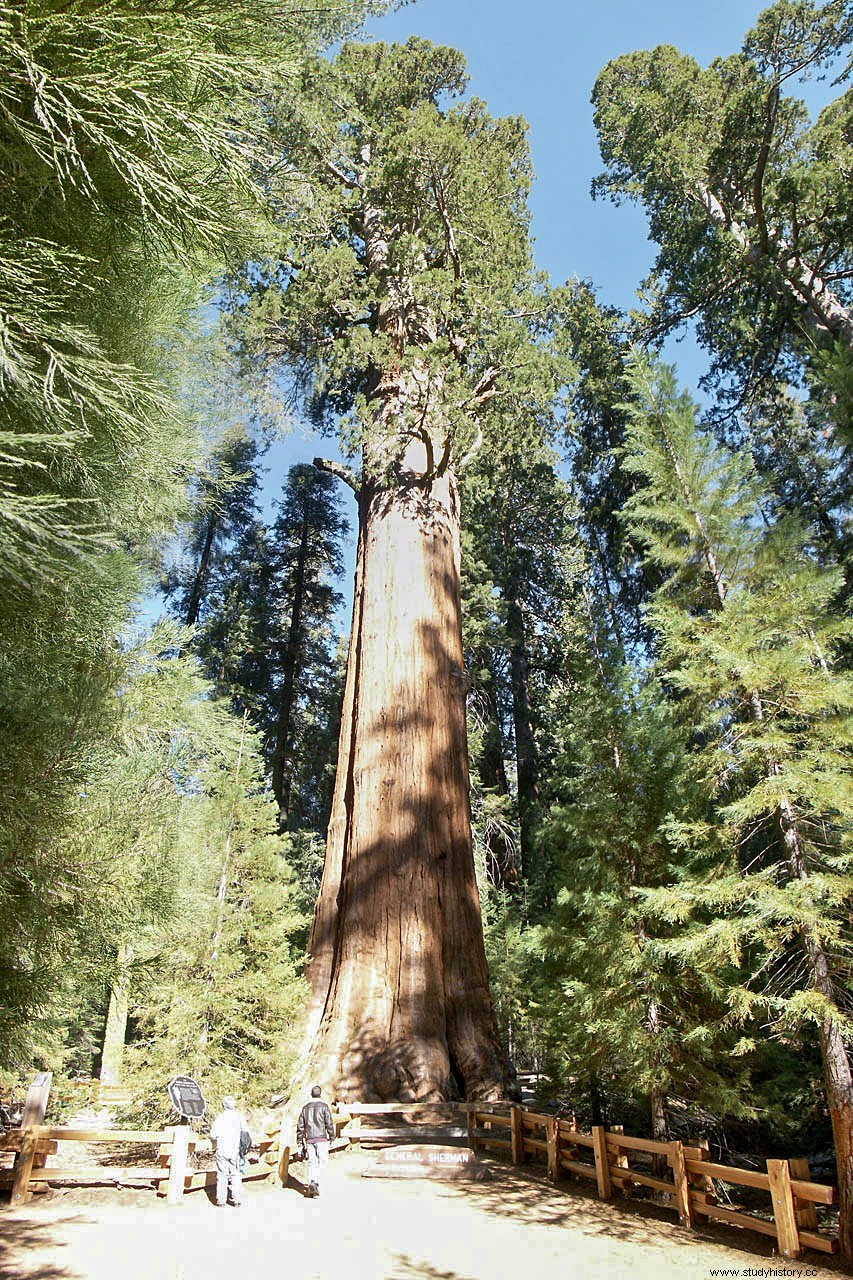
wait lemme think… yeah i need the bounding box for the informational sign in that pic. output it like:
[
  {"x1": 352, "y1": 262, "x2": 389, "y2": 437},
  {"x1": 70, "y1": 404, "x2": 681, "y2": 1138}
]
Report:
[
  {"x1": 167, "y1": 1075, "x2": 206, "y2": 1119},
  {"x1": 363, "y1": 1144, "x2": 492, "y2": 1182}
]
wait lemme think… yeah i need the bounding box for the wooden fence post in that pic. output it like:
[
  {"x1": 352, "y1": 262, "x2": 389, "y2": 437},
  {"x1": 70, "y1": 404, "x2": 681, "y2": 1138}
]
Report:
[
  {"x1": 591, "y1": 1125, "x2": 611, "y2": 1200},
  {"x1": 277, "y1": 1143, "x2": 291, "y2": 1188},
  {"x1": 10, "y1": 1130, "x2": 39, "y2": 1206},
  {"x1": 10, "y1": 1071, "x2": 53, "y2": 1207},
  {"x1": 682, "y1": 1142, "x2": 715, "y2": 1222},
  {"x1": 546, "y1": 1116, "x2": 560, "y2": 1184},
  {"x1": 767, "y1": 1158, "x2": 801, "y2": 1260},
  {"x1": 467, "y1": 1109, "x2": 478, "y2": 1154},
  {"x1": 510, "y1": 1106, "x2": 524, "y2": 1165},
  {"x1": 669, "y1": 1140, "x2": 694, "y2": 1227},
  {"x1": 789, "y1": 1158, "x2": 819, "y2": 1231},
  {"x1": 167, "y1": 1125, "x2": 190, "y2": 1205}
]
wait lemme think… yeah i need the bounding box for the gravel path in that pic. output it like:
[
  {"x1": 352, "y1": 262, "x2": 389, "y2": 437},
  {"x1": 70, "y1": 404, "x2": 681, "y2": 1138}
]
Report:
[{"x1": 0, "y1": 1149, "x2": 846, "y2": 1280}]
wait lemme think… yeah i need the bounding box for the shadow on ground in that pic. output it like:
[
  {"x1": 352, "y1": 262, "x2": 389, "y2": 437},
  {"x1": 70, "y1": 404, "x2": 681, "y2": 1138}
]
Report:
[
  {"x1": 439, "y1": 1156, "x2": 844, "y2": 1270},
  {"x1": 0, "y1": 1212, "x2": 84, "y2": 1280}
]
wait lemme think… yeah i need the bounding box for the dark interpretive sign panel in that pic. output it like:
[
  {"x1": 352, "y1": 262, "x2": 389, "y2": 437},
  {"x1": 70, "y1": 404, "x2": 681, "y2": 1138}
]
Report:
[
  {"x1": 167, "y1": 1075, "x2": 206, "y2": 1119},
  {"x1": 362, "y1": 1144, "x2": 492, "y2": 1182}
]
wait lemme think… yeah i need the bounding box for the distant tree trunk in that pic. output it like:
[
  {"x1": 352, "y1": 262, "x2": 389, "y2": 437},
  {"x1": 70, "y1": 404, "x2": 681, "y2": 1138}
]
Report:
[
  {"x1": 198, "y1": 713, "x2": 247, "y2": 1055},
  {"x1": 305, "y1": 429, "x2": 507, "y2": 1102},
  {"x1": 184, "y1": 513, "x2": 218, "y2": 628},
  {"x1": 271, "y1": 512, "x2": 309, "y2": 829},
  {"x1": 589, "y1": 1074, "x2": 604, "y2": 1127},
  {"x1": 99, "y1": 943, "x2": 132, "y2": 1086},
  {"x1": 476, "y1": 654, "x2": 517, "y2": 888},
  {"x1": 649, "y1": 1060, "x2": 669, "y2": 1184},
  {"x1": 505, "y1": 593, "x2": 541, "y2": 880}
]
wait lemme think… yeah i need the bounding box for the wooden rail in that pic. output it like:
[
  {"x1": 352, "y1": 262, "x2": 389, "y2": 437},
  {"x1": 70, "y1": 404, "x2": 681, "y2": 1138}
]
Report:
[{"x1": 465, "y1": 1106, "x2": 838, "y2": 1260}]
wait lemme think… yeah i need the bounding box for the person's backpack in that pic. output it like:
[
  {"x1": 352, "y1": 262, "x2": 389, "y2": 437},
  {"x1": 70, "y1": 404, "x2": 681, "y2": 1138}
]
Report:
[{"x1": 239, "y1": 1127, "x2": 252, "y2": 1158}]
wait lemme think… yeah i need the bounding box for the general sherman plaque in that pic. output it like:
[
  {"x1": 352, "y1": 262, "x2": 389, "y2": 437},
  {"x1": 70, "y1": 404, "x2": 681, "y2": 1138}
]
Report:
[
  {"x1": 167, "y1": 1075, "x2": 206, "y2": 1120},
  {"x1": 362, "y1": 1145, "x2": 492, "y2": 1181}
]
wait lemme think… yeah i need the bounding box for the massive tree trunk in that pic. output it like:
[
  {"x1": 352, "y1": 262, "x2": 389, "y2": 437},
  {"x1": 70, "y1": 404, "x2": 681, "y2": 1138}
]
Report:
[{"x1": 304, "y1": 431, "x2": 507, "y2": 1102}]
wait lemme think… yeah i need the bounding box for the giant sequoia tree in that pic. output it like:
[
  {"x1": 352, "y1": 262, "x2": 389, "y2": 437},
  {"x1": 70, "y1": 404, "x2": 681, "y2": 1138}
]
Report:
[{"x1": 239, "y1": 39, "x2": 559, "y2": 1100}]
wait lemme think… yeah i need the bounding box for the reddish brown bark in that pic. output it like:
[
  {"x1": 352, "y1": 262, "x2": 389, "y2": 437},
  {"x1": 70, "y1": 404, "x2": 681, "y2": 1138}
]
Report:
[{"x1": 304, "y1": 435, "x2": 507, "y2": 1102}]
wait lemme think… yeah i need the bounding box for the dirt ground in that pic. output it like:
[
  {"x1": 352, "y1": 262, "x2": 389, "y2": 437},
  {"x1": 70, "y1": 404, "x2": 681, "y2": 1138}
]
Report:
[{"x1": 1, "y1": 1148, "x2": 847, "y2": 1280}]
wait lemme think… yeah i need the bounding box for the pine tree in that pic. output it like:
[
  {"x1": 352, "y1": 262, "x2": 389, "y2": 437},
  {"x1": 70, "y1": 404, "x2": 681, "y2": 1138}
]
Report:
[
  {"x1": 124, "y1": 710, "x2": 307, "y2": 1115},
  {"x1": 619, "y1": 353, "x2": 853, "y2": 1255},
  {"x1": 591, "y1": 1, "x2": 853, "y2": 578},
  {"x1": 164, "y1": 429, "x2": 264, "y2": 632},
  {"x1": 0, "y1": 0, "x2": 385, "y2": 1070},
  {"x1": 538, "y1": 666, "x2": 747, "y2": 1136},
  {"x1": 267, "y1": 465, "x2": 349, "y2": 831},
  {"x1": 463, "y1": 438, "x2": 584, "y2": 901}
]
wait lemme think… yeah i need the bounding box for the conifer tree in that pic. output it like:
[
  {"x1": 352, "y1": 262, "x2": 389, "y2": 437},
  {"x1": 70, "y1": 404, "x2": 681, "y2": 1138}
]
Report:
[
  {"x1": 462, "y1": 438, "x2": 584, "y2": 900},
  {"x1": 0, "y1": 0, "x2": 385, "y2": 1071},
  {"x1": 267, "y1": 465, "x2": 349, "y2": 831},
  {"x1": 232, "y1": 38, "x2": 567, "y2": 1100},
  {"x1": 591, "y1": 0, "x2": 853, "y2": 578},
  {"x1": 124, "y1": 709, "x2": 307, "y2": 1112},
  {"x1": 164, "y1": 429, "x2": 264, "y2": 632},
  {"x1": 620, "y1": 353, "x2": 853, "y2": 1255},
  {"x1": 537, "y1": 666, "x2": 747, "y2": 1137}
]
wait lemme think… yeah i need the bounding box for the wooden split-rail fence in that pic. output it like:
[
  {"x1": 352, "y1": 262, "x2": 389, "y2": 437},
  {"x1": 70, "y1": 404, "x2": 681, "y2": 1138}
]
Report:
[
  {"x1": 329, "y1": 1102, "x2": 838, "y2": 1261},
  {"x1": 1, "y1": 1073, "x2": 279, "y2": 1207},
  {"x1": 2, "y1": 1081, "x2": 839, "y2": 1260},
  {"x1": 465, "y1": 1104, "x2": 838, "y2": 1262}
]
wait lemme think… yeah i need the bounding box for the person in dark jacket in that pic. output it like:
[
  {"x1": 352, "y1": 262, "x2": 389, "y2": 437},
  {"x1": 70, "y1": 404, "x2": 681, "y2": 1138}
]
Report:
[{"x1": 296, "y1": 1084, "x2": 335, "y2": 1198}]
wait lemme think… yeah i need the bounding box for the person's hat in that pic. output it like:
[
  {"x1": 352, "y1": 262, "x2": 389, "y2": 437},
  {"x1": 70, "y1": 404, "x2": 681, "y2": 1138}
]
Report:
[
  {"x1": 223, "y1": 1096, "x2": 237, "y2": 1109},
  {"x1": 310, "y1": 1084, "x2": 322, "y2": 1098}
]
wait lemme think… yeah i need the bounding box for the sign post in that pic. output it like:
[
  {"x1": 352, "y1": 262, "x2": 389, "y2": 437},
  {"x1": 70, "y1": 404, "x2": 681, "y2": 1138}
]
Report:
[{"x1": 165, "y1": 1076, "x2": 205, "y2": 1207}]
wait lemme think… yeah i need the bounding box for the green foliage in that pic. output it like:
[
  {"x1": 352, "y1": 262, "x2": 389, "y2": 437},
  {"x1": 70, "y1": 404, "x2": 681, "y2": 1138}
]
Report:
[
  {"x1": 591, "y1": 0, "x2": 853, "y2": 553},
  {"x1": 619, "y1": 354, "x2": 853, "y2": 1045},
  {"x1": 124, "y1": 715, "x2": 307, "y2": 1116},
  {"x1": 1, "y1": 624, "x2": 220, "y2": 1068},
  {"x1": 229, "y1": 36, "x2": 561, "y2": 482},
  {"x1": 0, "y1": 0, "x2": 384, "y2": 1077},
  {"x1": 536, "y1": 669, "x2": 749, "y2": 1119}
]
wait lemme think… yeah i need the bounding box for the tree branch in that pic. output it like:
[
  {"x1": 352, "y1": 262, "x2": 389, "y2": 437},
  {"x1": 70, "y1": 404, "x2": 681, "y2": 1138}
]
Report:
[
  {"x1": 315, "y1": 149, "x2": 361, "y2": 191},
  {"x1": 313, "y1": 456, "x2": 360, "y2": 493},
  {"x1": 464, "y1": 365, "x2": 501, "y2": 409},
  {"x1": 431, "y1": 171, "x2": 463, "y2": 281}
]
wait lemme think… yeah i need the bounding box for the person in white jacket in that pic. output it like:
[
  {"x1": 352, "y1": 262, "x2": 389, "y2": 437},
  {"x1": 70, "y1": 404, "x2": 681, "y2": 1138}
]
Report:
[{"x1": 210, "y1": 1096, "x2": 248, "y2": 1207}]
